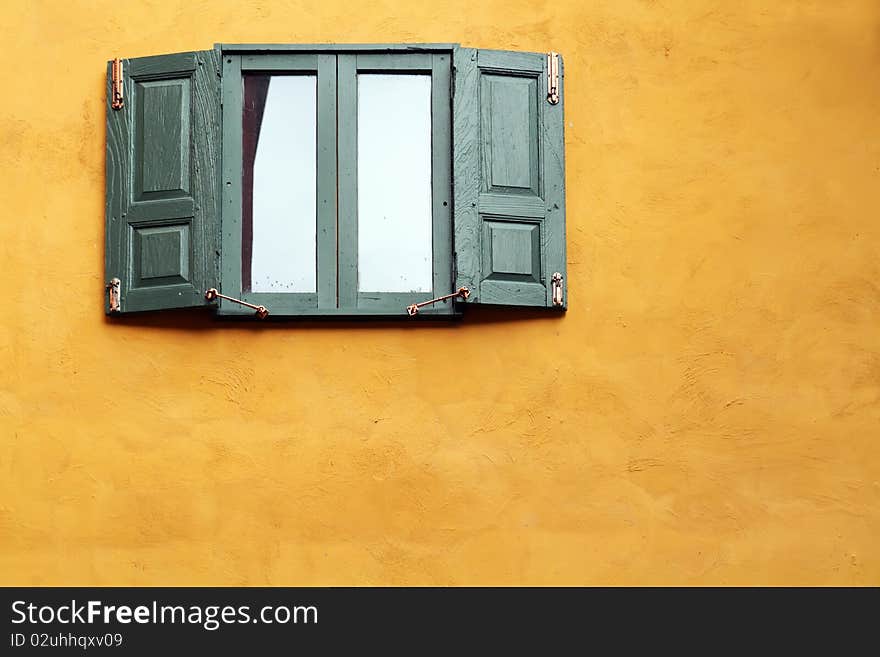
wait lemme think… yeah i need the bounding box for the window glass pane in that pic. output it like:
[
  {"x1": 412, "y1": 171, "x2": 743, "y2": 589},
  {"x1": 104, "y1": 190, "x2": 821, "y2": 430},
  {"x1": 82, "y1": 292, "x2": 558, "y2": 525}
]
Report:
[
  {"x1": 243, "y1": 74, "x2": 317, "y2": 293},
  {"x1": 357, "y1": 74, "x2": 432, "y2": 293}
]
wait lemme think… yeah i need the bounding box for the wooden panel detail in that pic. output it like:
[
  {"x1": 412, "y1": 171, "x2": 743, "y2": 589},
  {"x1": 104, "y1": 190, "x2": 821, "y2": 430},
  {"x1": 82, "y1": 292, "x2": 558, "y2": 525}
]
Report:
[
  {"x1": 483, "y1": 219, "x2": 540, "y2": 282},
  {"x1": 480, "y1": 75, "x2": 539, "y2": 195},
  {"x1": 132, "y1": 223, "x2": 191, "y2": 287},
  {"x1": 134, "y1": 78, "x2": 191, "y2": 201}
]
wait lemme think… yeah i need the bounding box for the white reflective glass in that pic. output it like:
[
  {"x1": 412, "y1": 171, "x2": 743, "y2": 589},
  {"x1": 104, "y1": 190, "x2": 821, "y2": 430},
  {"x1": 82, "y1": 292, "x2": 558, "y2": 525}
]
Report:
[
  {"x1": 248, "y1": 75, "x2": 317, "y2": 293},
  {"x1": 357, "y1": 74, "x2": 432, "y2": 293}
]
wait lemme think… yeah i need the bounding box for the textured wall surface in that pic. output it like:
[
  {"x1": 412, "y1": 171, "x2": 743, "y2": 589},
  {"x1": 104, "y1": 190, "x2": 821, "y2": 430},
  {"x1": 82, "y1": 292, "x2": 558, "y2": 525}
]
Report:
[{"x1": 1, "y1": 0, "x2": 878, "y2": 585}]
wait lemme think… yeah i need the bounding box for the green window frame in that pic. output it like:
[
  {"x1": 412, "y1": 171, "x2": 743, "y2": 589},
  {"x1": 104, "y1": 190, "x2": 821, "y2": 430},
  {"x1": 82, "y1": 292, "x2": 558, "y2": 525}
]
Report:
[{"x1": 105, "y1": 44, "x2": 567, "y2": 319}]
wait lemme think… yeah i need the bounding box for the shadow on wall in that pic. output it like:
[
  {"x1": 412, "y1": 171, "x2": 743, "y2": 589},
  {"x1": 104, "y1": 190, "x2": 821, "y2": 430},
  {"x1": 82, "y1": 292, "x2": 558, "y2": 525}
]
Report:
[{"x1": 101, "y1": 300, "x2": 565, "y2": 331}]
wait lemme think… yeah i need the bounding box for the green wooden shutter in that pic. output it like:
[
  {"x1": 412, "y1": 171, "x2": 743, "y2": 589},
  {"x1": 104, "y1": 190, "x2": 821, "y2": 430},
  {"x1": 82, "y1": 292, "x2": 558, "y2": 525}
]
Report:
[
  {"x1": 453, "y1": 48, "x2": 566, "y2": 309},
  {"x1": 105, "y1": 51, "x2": 220, "y2": 314}
]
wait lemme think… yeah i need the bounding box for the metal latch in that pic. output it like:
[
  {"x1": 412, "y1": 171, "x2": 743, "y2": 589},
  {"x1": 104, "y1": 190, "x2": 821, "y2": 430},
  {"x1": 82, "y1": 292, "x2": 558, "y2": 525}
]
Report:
[
  {"x1": 106, "y1": 277, "x2": 121, "y2": 312},
  {"x1": 551, "y1": 272, "x2": 564, "y2": 306},
  {"x1": 406, "y1": 287, "x2": 470, "y2": 316},
  {"x1": 111, "y1": 58, "x2": 124, "y2": 110},
  {"x1": 547, "y1": 52, "x2": 560, "y2": 105},
  {"x1": 205, "y1": 288, "x2": 269, "y2": 319}
]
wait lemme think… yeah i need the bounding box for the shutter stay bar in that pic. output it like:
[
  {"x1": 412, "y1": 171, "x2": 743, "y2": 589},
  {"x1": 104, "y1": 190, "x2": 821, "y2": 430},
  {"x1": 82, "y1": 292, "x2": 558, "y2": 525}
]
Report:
[
  {"x1": 205, "y1": 289, "x2": 269, "y2": 319},
  {"x1": 111, "y1": 58, "x2": 124, "y2": 110},
  {"x1": 406, "y1": 287, "x2": 470, "y2": 316},
  {"x1": 547, "y1": 52, "x2": 560, "y2": 105}
]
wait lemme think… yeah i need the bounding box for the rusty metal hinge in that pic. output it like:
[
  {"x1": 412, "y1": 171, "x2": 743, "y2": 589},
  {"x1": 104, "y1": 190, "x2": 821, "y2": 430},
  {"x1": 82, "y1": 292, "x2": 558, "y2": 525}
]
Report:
[
  {"x1": 111, "y1": 57, "x2": 124, "y2": 110},
  {"x1": 551, "y1": 272, "x2": 564, "y2": 306},
  {"x1": 205, "y1": 288, "x2": 269, "y2": 319},
  {"x1": 547, "y1": 51, "x2": 560, "y2": 105},
  {"x1": 106, "y1": 277, "x2": 121, "y2": 312},
  {"x1": 406, "y1": 287, "x2": 470, "y2": 316}
]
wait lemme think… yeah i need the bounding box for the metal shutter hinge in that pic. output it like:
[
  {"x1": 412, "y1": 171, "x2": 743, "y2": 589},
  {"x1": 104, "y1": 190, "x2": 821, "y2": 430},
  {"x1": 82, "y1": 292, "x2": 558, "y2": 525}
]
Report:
[
  {"x1": 106, "y1": 277, "x2": 121, "y2": 312},
  {"x1": 547, "y1": 51, "x2": 560, "y2": 105},
  {"x1": 205, "y1": 288, "x2": 269, "y2": 319},
  {"x1": 551, "y1": 272, "x2": 564, "y2": 306},
  {"x1": 111, "y1": 58, "x2": 124, "y2": 110},
  {"x1": 406, "y1": 287, "x2": 470, "y2": 316}
]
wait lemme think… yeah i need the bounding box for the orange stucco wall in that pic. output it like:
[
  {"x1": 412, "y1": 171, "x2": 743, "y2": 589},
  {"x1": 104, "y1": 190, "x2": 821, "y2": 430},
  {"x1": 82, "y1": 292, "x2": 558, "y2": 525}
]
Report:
[{"x1": 0, "y1": 0, "x2": 878, "y2": 585}]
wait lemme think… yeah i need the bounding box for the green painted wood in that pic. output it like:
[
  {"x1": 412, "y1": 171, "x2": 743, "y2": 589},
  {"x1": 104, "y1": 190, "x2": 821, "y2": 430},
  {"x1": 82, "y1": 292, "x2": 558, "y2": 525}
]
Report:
[
  {"x1": 105, "y1": 50, "x2": 220, "y2": 314},
  {"x1": 485, "y1": 220, "x2": 540, "y2": 277},
  {"x1": 317, "y1": 54, "x2": 338, "y2": 310},
  {"x1": 336, "y1": 52, "x2": 453, "y2": 315},
  {"x1": 218, "y1": 54, "x2": 244, "y2": 315},
  {"x1": 478, "y1": 193, "x2": 545, "y2": 218},
  {"x1": 451, "y1": 47, "x2": 481, "y2": 303},
  {"x1": 218, "y1": 53, "x2": 327, "y2": 316},
  {"x1": 477, "y1": 49, "x2": 543, "y2": 73},
  {"x1": 542, "y1": 54, "x2": 567, "y2": 310},
  {"x1": 133, "y1": 224, "x2": 190, "y2": 286},
  {"x1": 480, "y1": 75, "x2": 538, "y2": 194},
  {"x1": 135, "y1": 79, "x2": 190, "y2": 198},
  {"x1": 337, "y1": 54, "x2": 359, "y2": 310},
  {"x1": 430, "y1": 53, "x2": 454, "y2": 312},
  {"x1": 240, "y1": 54, "x2": 319, "y2": 70},
  {"x1": 357, "y1": 292, "x2": 434, "y2": 311},
  {"x1": 227, "y1": 291, "x2": 319, "y2": 313},
  {"x1": 355, "y1": 53, "x2": 432, "y2": 70},
  {"x1": 215, "y1": 307, "x2": 459, "y2": 319},
  {"x1": 129, "y1": 52, "x2": 197, "y2": 77},
  {"x1": 452, "y1": 47, "x2": 567, "y2": 309},
  {"x1": 480, "y1": 217, "x2": 545, "y2": 305}
]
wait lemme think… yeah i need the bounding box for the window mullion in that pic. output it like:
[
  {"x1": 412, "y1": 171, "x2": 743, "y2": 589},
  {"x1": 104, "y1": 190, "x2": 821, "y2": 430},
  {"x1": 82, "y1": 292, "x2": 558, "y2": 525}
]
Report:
[
  {"x1": 316, "y1": 54, "x2": 338, "y2": 310},
  {"x1": 336, "y1": 54, "x2": 359, "y2": 310}
]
